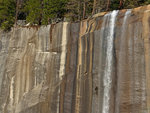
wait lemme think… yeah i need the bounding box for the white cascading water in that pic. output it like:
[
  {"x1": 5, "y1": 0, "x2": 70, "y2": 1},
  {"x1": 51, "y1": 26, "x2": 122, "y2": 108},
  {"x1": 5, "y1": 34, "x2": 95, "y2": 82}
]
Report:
[
  {"x1": 115, "y1": 10, "x2": 131, "y2": 113},
  {"x1": 102, "y1": 10, "x2": 118, "y2": 113}
]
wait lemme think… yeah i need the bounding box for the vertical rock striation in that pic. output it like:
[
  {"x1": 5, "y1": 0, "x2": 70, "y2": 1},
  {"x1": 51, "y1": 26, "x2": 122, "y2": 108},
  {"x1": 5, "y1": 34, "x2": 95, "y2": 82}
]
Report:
[{"x1": 0, "y1": 5, "x2": 150, "y2": 113}]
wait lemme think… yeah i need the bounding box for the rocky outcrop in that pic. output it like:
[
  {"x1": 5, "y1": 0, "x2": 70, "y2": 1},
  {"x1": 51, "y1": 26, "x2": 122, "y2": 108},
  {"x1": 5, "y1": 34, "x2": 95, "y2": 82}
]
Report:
[{"x1": 0, "y1": 5, "x2": 150, "y2": 113}]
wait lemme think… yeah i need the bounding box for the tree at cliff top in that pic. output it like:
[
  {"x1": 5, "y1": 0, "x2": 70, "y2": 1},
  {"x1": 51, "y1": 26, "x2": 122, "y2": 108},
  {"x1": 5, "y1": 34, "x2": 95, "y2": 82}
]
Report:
[
  {"x1": 65, "y1": 0, "x2": 93, "y2": 21},
  {"x1": 92, "y1": 0, "x2": 123, "y2": 13},
  {"x1": 145, "y1": 0, "x2": 150, "y2": 4},
  {"x1": 123, "y1": 0, "x2": 149, "y2": 8},
  {"x1": 0, "y1": 0, "x2": 16, "y2": 30},
  {"x1": 42, "y1": 0, "x2": 68, "y2": 24},
  {"x1": 15, "y1": 0, "x2": 26, "y2": 23},
  {"x1": 92, "y1": 0, "x2": 150, "y2": 13},
  {"x1": 24, "y1": 0, "x2": 67, "y2": 25},
  {"x1": 1, "y1": 0, "x2": 150, "y2": 30},
  {"x1": 110, "y1": 0, "x2": 149, "y2": 9},
  {"x1": 23, "y1": 0, "x2": 42, "y2": 25},
  {"x1": 92, "y1": 0, "x2": 114, "y2": 14}
]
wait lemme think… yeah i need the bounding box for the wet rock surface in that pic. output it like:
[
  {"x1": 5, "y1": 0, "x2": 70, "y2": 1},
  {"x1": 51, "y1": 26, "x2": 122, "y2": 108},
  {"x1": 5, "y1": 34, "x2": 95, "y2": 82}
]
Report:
[{"x1": 0, "y1": 5, "x2": 150, "y2": 113}]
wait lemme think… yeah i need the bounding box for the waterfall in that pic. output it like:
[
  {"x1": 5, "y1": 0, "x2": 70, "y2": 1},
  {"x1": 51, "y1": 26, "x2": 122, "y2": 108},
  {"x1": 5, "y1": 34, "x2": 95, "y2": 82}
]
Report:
[
  {"x1": 102, "y1": 10, "x2": 118, "y2": 113},
  {"x1": 115, "y1": 9, "x2": 131, "y2": 113}
]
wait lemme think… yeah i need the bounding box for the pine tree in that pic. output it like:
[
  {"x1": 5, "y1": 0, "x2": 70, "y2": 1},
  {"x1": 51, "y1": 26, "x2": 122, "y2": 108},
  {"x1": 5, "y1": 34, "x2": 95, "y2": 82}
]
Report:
[
  {"x1": 121, "y1": 0, "x2": 148, "y2": 9},
  {"x1": 84, "y1": 0, "x2": 93, "y2": 18},
  {"x1": 65, "y1": 0, "x2": 81, "y2": 21},
  {"x1": 110, "y1": 0, "x2": 120, "y2": 10},
  {"x1": 145, "y1": 0, "x2": 150, "y2": 4},
  {"x1": 65, "y1": 0, "x2": 93, "y2": 21},
  {"x1": 24, "y1": 0, "x2": 67, "y2": 25},
  {"x1": 24, "y1": 0, "x2": 42, "y2": 24},
  {"x1": 15, "y1": 0, "x2": 26, "y2": 24},
  {"x1": 42, "y1": 0, "x2": 68, "y2": 24},
  {"x1": 0, "y1": 0, "x2": 16, "y2": 30},
  {"x1": 92, "y1": 0, "x2": 112, "y2": 13}
]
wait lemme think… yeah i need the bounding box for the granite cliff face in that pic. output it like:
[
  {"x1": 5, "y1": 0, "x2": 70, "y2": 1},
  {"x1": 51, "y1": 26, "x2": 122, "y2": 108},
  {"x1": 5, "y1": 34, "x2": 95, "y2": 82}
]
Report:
[{"x1": 0, "y1": 5, "x2": 150, "y2": 113}]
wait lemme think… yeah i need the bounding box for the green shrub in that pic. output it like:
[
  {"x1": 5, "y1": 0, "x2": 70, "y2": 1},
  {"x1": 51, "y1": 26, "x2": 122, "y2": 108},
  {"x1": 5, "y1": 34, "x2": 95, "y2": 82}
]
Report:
[{"x1": 0, "y1": 0, "x2": 16, "y2": 31}]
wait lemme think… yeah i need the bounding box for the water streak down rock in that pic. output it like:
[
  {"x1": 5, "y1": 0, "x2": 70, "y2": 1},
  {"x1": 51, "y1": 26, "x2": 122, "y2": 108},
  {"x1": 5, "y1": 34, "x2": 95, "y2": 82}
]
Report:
[
  {"x1": 0, "y1": 5, "x2": 150, "y2": 113},
  {"x1": 102, "y1": 10, "x2": 118, "y2": 113}
]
